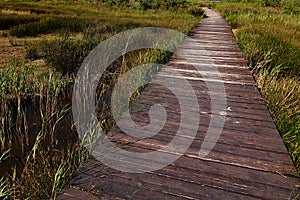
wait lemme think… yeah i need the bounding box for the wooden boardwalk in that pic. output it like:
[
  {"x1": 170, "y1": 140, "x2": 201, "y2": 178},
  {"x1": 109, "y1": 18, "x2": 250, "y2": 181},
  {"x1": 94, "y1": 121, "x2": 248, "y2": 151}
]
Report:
[{"x1": 59, "y1": 8, "x2": 299, "y2": 199}]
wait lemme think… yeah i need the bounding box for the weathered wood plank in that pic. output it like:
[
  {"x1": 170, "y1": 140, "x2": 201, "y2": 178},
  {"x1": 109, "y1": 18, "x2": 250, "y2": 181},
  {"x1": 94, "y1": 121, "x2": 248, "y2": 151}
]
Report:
[
  {"x1": 104, "y1": 129, "x2": 295, "y2": 172},
  {"x1": 68, "y1": 158, "x2": 298, "y2": 200}
]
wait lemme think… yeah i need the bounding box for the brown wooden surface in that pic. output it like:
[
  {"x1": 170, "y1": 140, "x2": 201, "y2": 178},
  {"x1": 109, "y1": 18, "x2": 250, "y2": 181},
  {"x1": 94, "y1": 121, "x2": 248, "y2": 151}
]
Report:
[{"x1": 58, "y1": 8, "x2": 299, "y2": 200}]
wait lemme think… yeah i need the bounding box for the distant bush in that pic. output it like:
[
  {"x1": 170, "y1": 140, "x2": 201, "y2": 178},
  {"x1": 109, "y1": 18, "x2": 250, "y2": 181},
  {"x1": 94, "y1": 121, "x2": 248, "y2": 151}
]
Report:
[
  {"x1": 42, "y1": 35, "x2": 94, "y2": 75},
  {"x1": 0, "y1": 14, "x2": 39, "y2": 30},
  {"x1": 136, "y1": 0, "x2": 187, "y2": 10},
  {"x1": 25, "y1": 44, "x2": 39, "y2": 60},
  {"x1": 99, "y1": 0, "x2": 130, "y2": 6},
  {"x1": 9, "y1": 17, "x2": 85, "y2": 38},
  {"x1": 261, "y1": 0, "x2": 281, "y2": 7},
  {"x1": 188, "y1": 6, "x2": 205, "y2": 17},
  {"x1": 282, "y1": 0, "x2": 300, "y2": 14}
]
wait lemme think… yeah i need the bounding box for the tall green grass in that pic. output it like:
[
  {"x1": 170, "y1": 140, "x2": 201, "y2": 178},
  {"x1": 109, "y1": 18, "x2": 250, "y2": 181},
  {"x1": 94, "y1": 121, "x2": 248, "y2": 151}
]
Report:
[
  {"x1": 0, "y1": 61, "x2": 88, "y2": 199},
  {"x1": 0, "y1": 1, "x2": 205, "y2": 199},
  {"x1": 217, "y1": 2, "x2": 300, "y2": 172}
]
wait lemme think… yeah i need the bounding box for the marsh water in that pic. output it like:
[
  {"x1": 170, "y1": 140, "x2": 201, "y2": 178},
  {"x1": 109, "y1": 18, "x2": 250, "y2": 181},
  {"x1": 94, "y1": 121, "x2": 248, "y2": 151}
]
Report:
[{"x1": 0, "y1": 96, "x2": 76, "y2": 177}]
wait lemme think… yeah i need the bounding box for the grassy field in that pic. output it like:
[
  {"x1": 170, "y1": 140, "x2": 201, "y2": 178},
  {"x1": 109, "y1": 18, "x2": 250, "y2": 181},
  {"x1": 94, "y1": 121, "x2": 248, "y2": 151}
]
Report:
[
  {"x1": 215, "y1": 1, "x2": 300, "y2": 173},
  {"x1": 0, "y1": 1, "x2": 204, "y2": 199}
]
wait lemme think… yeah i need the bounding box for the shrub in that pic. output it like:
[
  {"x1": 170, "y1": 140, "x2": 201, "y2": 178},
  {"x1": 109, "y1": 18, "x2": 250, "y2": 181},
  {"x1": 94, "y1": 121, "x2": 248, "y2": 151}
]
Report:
[
  {"x1": 9, "y1": 17, "x2": 85, "y2": 38},
  {"x1": 25, "y1": 44, "x2": 39, "y2": 60},
  {"x1": 137, "y1": 0, "x2": 153, "y2": 10},
  {"x1": 0, "y1": 14, "x2": 39, "y2": 30},
  {"x1": 188, "y1": 6, "x2": 205, "y2": 17},
  {"x1": 136, "y1": 0, "x2": 187, "y2": 10},
  {"x1": 282, "y1": 0, "x2": 300, "y2": 14},
  {"x1": 99, "y1": 0, "x2": 130, "y2": 6},
  {"x1": 42, "y1": 35, "x2": 94, "y2": 75},
  {"x1": 261, "y1": 0, "x2": 281, "y2": 7}
]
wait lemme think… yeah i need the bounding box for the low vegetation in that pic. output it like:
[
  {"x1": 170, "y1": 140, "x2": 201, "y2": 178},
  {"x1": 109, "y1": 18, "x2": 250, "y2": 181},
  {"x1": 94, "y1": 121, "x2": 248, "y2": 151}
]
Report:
[
  {"x1": 0, "y1": 0, "x2": 204, "y2": 199},
  {"x1": 216, "y1": 1, "x2": 300, "y2": 172}
]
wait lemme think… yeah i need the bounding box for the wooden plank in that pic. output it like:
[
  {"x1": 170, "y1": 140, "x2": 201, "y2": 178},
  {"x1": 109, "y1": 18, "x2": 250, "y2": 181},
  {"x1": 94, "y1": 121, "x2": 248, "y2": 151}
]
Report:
[
  {"x1": 105, "y1": 129, "x2": 295, "y2": 173},
  {"x1": 57, "y1": 188, "x2": 100, "y2": 200},
  {"x1": 70, "y1": 160, "x2": 258, "y2": 200},
  {"x1": 138, "y1": 87, "x2": 268, "y2": 107},
  {"x1": 69, "y1": 157, "x2": 297, "y2": 200}
]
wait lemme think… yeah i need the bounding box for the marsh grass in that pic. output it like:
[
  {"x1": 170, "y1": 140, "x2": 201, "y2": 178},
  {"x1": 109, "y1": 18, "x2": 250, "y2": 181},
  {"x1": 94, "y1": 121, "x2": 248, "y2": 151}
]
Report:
[
  {"x1": 2, "y1": 0, "x2": 203, "y2": 74},
  {"x1": 0, "y1": 1, "x2": 205, "y2": 199},
  {"x1": 258, "y1": 76, "x2": 300, "y2": 168},
  {"x1": 0, "y1": 61, "x2": 88, "y2": 199},
  {"x1": 217, "y1": 2, "x2": 300, "y2": 172}
]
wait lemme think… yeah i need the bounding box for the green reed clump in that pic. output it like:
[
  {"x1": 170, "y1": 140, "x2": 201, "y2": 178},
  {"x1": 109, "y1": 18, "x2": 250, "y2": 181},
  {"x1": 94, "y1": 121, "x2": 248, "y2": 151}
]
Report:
[
  {"x1": 0, "y1": 61, "x2": 33, "y2": 100},
  {"x1": 0, "y1": 107, "x2": 88, "y2": 199}
]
